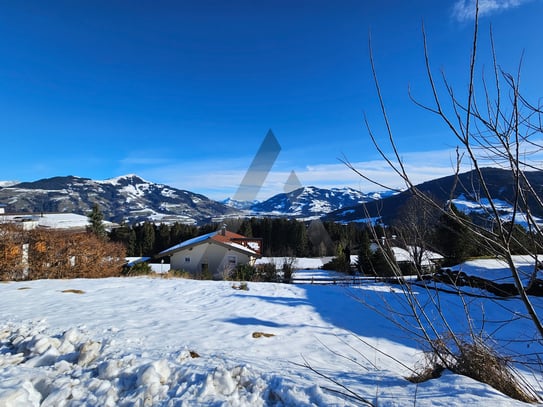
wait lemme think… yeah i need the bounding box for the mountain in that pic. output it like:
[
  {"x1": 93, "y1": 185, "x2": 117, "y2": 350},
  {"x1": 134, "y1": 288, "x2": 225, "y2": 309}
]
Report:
[
  {"x1": 324, "y1": 168, "x2": 543, "y2": 225},
  {"x1": 7, "y1": 169, "x2": 535, "y2": 227},
  {"x1": 246, "y1": 186, "x2": 396, "y2": 218},
  {"x1": 0, "y1": 175, "x2": 239, "y2": 225},
  {"x1": 221, "y1": 198, "x2": 259, "y2": 211}
]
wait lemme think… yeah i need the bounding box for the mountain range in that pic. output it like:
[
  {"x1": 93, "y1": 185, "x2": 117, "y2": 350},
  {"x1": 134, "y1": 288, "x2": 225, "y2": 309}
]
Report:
[
  {"x1": 324, "y1": 167, "x2": 543, "y2": 226},
  {"x1": 1, "y1": 168, "x2": 541, "y2": 226},
  {"x1": 0, "y1": 175, "x2": 236, "y2": 225},
  {"x1": 0, "y1": 175, "x2": 388, "y2": 224},
  {"x1": 233, "y1": 186, "x2": 395, "y2": 218}
]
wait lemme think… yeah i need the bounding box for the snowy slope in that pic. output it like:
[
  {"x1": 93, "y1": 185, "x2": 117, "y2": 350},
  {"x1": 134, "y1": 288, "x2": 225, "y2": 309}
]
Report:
[
  {"x1": 1, "y1": 265, "x2": 542, "y2": 405},
  {"x1": 452, "y1": 193, "x2": 543, "y2": 228},
  {"x1": 0, "y1": 213, "x2": 119, "y2": 230},
  {"x1": 248, "y1": 186, "x2": 395, "y2": 218},
  {"x1": 0, "y1": 175, "x2": 238, "y2": 225}
]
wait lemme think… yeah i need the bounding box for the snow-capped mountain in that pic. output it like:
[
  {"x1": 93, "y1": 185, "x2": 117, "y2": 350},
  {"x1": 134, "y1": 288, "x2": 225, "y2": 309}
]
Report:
[
  {"x1": 221, "y1": 198, "x2": 259, "y2": 211},
  {"x1": 0, "y1": 175, "x2": 238, "y2": 224},
  {"x1": 248, "y1": 186, "x2": 395, "y2": 218},
  {"x1": 325, "y1": 168, "x2": 543, "y2": 227}
]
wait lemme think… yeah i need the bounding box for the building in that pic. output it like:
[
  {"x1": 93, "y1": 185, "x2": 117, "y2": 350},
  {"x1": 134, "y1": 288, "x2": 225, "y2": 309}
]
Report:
[{"x1": 158, "y1": 226, "x2": 262, "y2": 279}]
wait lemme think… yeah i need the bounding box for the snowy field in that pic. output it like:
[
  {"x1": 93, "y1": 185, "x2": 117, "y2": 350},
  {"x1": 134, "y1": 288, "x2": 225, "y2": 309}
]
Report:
[{"x1": 1, "y1": 260, "x2": 543, "y2": 406}]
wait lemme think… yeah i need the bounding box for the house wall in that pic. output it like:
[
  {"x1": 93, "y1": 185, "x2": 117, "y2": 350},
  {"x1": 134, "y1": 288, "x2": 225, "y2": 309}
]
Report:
[{"x1": 169, "y1": 242, "x2": 253, "y2": 279}]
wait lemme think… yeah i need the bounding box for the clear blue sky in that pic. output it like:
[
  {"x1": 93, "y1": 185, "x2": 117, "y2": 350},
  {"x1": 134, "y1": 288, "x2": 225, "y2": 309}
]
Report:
[{"x1": 1, "y1": 1, "x2": 542, "y2": 200}]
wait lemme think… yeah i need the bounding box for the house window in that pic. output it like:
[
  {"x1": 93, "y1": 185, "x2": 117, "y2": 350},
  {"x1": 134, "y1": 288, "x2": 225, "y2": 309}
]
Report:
[
  {"x1": 228, "y1": 255, "x2": 237, "y2": 265},
  {"x1": 185, "y1": 257, "x2": 190, "y2": 263}
]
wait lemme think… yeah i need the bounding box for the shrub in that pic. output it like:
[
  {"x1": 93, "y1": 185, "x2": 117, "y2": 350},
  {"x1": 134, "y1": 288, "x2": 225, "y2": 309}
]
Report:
[
  {"x1": 321, "y1": 256, "x2": 351, "y2": 273},
  {"x1": 167, "y1": 269, "x2": 190, "y2": 278},
  {"x1": 256, "y1": 263, "x2": 279, "y2": 282},
  {"x1": 123, "y1": 262, "x2": 152, "y2": 276},
  {"x1": 229, "y1": 264, "x2": 256, "y2": 282},
  {"x1": 407, "y1": 338, "x2": 540, "y2": 403},
  {"x1": 281, "y1": 258, "x2": 295, "y2": 283}
]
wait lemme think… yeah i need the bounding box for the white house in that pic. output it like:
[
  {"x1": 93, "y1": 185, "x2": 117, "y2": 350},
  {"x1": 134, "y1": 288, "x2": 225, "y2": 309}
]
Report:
[
  {"x1": 391, "y1": 246, "x2": 443, "y2": 272},
  {"x1": 158, "y1": 226, "x2": 262, "y2": 279},
  {"x1": 370, "y1": 241, "x2": 443, "y2": 274}
]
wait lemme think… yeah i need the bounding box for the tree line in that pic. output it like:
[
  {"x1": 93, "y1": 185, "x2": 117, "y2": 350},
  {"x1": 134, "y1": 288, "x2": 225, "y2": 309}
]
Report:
[
  {"x1": 108, "y1": 217, "x2": 371, "y2": 259},
  {"x1": 108, "y1": 199, "x2": 542, "y2": 276}
]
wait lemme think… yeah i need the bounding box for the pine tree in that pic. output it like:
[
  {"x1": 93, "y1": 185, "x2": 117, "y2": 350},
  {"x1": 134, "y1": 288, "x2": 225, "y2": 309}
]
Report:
[
  {"x1": 356, "y1": 228, "x2": 373, "y2": 274},
  {"x1": 87, "y1": 203, "x2": 107, "y2": 240},
  {"x1": 433, "y1": 204, "x2": 475, "y2": 266},
  {"x1": 140, "y1": 222, "x2": 156, "y2": 256}
]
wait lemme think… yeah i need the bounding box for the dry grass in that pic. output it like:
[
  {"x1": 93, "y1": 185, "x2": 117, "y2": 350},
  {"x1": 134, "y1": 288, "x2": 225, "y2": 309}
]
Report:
[
  {"x1": 407, "y1": 340, "x2": 540, "y2": 403},
  {"x1": 61, "y1": 289, "x2": 85, "y2": 294},
  {"x1": 406, "y1": 363, "x2": 445, "y2": 384},
  {"x1": 232, "y1": 282, "x2": 249, "y2": 291},
  {"x1": 252, "y1": 331, "x2": 275, "y2": 338},
  {"x1": 453, "y1": 342, "x2": 540, "y2": 403}
]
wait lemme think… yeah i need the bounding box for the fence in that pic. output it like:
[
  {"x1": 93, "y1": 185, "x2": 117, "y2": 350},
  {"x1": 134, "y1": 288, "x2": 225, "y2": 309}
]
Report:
[{"x1": 290, "y1": 275, "x2": 407, "y2": 285}]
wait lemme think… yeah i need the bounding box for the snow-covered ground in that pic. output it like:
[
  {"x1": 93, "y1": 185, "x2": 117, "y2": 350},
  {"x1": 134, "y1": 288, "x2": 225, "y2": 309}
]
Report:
[
  {"x1": 1, "y1": 259, "x2": 543, "y2": 406},
  {"x1": 0, "y1": 213, "x2": 118, "y2": 230},
  {"x1": 449, "y1": 255, "x2": 543, "y2": 285},
  {"x1": 452, "y1": 194, "x2": 543, "y2": 228}
]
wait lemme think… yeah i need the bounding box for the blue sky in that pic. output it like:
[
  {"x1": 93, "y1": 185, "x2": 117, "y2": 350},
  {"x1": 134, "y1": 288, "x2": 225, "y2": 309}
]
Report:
[{"x1": 1, "y1": 0, "x2": 542, "y2": 200}]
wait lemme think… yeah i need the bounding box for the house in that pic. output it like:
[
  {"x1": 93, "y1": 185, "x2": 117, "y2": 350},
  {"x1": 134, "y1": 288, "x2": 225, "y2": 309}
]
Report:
[
  {"x1": 158, "y1": 226, "x2": 262, "y2": 279},
  {"x1": 391, "y1": 246, "x2": 443, "y2": 273},
  {"x1": 370, "y1": 241, "x2": 443, "y2": 274}
]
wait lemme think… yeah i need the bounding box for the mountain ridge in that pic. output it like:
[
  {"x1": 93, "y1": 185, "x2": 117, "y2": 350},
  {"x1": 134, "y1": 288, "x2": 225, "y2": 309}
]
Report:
[
  {"x1": 3, "y1": 168, "x2": 535, "y2": 226},
  {"x1": 324, "y1": 167, "x2": 543, "y2": 225},
  {"x1": 0, "y1": 175, "x2": 238, "y2": 225}
]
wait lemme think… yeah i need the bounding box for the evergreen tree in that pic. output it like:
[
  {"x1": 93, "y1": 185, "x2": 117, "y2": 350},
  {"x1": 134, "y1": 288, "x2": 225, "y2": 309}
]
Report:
[
  {"x1": 369, "y1": 246, "x2": 396, "y2": 277},
  {"x1": 155, "y1": 223, "x2": 171, "y2": 253},
  {"x1": 87, "y1": 203, "x2": 107, "y2": 240},
  {"x1": 140, "y1": 222, "x2": 156, "y2": 256},
  {"x1": 110, "y1": 224, "x2": 137, "y2": 256},
  {"x1": 238, "y1": 220, "x2": 253, "y2": 237},
  {"x1": 433, "y1": 204, "x2": 476, "y2": 266},
  {"x1": 356, "y1": 228, "x2": 373, "y2": 274}
]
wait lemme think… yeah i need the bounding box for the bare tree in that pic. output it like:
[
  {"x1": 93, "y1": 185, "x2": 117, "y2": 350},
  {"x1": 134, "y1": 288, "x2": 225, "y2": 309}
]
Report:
[
  {"x1": 345, "y1": 2, "x2": 543, "y2": 339},
  {"x1": 393, "y1": 195, "x2": 440, "y2": 275},
  {"x1": 338, "y1": 1, "x2": 543, "y2": 401}
]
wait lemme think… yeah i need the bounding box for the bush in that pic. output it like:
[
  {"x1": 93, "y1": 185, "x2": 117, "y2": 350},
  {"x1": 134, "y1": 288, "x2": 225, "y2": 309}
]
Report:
[
  {"x1": 229, "y1": 264, "x2": 256, "y2": 282},
  {"x1": 256, "y1": 263, "x2": 279, "y2": 282},
  {"x1": 123, "y1": 262, "x2": 152, "y2": 276},
  {"x1": 166, "y1": 269, "x2": 190, "y2": 278},
  {"x1": 321, "y1": 256, "x2": 351, "y2": 273},
  {"x1": 407, "y1": 338, "x2": 540, "y2": 403},
  {"x1": 24, "y1": 229, "x2": 126, "y2": 280}
]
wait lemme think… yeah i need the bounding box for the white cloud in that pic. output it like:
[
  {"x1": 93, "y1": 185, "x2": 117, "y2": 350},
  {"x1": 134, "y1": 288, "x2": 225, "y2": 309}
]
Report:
[
  {"x1": 137, "y1": 149, "x2": 471, "y2": 201},
  {"x1": 452, "y1": 0, "x2": 532, "y2": 21}
]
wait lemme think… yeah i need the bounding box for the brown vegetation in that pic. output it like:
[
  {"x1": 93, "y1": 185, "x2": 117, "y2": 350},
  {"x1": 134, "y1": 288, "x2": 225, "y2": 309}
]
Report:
[
  {"x1": 61, "y1": 289, "x2": 86, "y2": 294},
  {"x1": 252, "y1": 332, "x2": 275, "y2": 338},
  {"x1": 0, "y1": 224, "x2": 126, "y2": 281}
]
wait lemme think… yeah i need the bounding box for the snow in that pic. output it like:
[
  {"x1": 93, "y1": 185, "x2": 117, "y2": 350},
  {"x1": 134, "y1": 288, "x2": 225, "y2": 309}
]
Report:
[
  {"x1": 1, "y1": 259, "x2": 542, "y2": 405},
  {"x1": 391, "y1": 246, "x2": 444, "y2": 266},
  {"x1": 99, "y1": 174, "x2": 150, "y2": 186},
  {"x1": 452, "y1": 194, "x2": 543, "y2": 228},
  {"x1": 158, "y1": 231, "x2": 217, "y2": 255},
  {"x1": 0, "y1": 213, "x2": 95, "y2": 230},
  {"x1": 0, "y1": 181, "x2": 19, "y2": 188},
  {"x1": 256, "y1": 257, "x2": 333, "y2": 270},
  {"x1": 449, "y1": 255, "x2": 543, "y2": 285}
]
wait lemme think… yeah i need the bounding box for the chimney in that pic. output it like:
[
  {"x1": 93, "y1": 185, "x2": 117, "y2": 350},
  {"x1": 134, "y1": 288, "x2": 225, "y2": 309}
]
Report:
[{"x1": 221, "y1": 224, "x2": 227, "y2": 236}]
